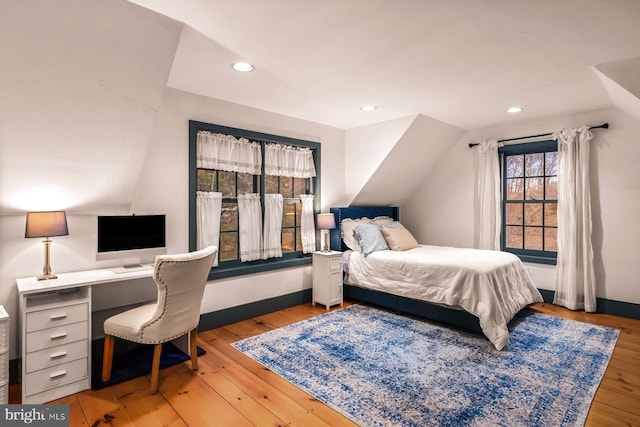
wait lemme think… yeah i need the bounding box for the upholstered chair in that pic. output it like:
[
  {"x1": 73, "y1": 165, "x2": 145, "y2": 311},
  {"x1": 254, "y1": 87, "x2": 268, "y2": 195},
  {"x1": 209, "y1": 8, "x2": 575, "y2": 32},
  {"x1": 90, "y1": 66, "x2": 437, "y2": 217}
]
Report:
[{"x1": 101, "y1": 246, "x2": 217, "y2": 394}]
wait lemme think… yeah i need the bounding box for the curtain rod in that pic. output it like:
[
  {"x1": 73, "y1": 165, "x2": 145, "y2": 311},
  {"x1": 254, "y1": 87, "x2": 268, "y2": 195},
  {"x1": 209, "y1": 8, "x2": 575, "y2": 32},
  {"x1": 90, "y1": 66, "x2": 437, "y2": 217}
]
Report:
[{"x1": 468, "y1": 123, "x2": 609, "y2": 148}]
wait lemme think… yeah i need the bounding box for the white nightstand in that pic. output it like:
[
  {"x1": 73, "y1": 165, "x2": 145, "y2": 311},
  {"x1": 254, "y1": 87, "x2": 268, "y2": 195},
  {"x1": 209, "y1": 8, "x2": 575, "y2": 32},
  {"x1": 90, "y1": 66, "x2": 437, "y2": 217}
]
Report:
[{"x1": 312, "y1": 251, "x2": 343, "y2": 310}]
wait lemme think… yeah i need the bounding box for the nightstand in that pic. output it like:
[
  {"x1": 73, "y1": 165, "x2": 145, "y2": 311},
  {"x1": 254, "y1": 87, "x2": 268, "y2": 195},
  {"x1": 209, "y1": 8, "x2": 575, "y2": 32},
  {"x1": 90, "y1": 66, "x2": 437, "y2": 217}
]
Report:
[{"x1": 312, "y1": 251, "x2": 343, "y2": 310}]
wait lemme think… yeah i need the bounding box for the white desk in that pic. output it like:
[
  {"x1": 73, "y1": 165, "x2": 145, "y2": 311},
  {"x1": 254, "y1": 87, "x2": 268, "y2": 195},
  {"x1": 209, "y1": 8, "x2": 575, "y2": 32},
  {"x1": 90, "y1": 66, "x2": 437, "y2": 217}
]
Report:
[{"x1": 17, "y1": 266, "x2": 156, "y2": 404}]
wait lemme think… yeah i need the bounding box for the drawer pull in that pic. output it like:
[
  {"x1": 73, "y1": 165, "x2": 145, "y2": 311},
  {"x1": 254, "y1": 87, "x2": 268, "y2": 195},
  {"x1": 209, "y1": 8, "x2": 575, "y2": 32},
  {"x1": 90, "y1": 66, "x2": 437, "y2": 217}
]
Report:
[
  {"x1": 50, "y1": 351, "x2": 68, "y2": 360},
  {"x1": 50, "y1": 332, "x2": 68, "y2": 341},
  {"x1": 50, "y1": 313, "x2": 68, "y2": 321},
  {"x1": 49, "y1": 370, "x2": 67, "y2": 380}
]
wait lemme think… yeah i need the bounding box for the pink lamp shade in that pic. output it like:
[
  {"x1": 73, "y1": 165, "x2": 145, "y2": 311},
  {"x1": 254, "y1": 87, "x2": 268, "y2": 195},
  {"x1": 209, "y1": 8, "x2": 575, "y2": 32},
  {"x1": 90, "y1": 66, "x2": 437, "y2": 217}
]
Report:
[
  {"x1": 25, "y1": 211, "x2": 69, "y2": 238},
  {"x1": 316, "y1": 213, "x2": 336, "y2": 230}
]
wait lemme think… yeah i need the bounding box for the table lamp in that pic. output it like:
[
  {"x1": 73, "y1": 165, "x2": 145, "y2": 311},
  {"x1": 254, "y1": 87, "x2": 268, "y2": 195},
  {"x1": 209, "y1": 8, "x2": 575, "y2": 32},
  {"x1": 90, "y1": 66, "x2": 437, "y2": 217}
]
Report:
[
  {"x1": 317, "y1": 213, "x2": 336, "y2": 252},
  {"x1": 25, "y1": 211, "x2": 68, "y2": 280}
]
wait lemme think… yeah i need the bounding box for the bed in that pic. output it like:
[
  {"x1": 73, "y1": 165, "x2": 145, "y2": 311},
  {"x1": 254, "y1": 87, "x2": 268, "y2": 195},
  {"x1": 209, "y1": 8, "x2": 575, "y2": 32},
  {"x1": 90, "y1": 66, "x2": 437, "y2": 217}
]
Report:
[{"x1": 329, "y1": 206, "x2": 543, "y2": 350}]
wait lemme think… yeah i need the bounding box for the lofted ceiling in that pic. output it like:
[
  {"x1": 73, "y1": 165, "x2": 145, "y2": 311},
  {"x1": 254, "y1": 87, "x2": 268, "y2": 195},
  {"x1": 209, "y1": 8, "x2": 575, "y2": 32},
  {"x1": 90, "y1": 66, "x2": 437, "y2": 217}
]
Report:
[{"x1": 128, "y1": 0, "x2": 640, "y2": 130}]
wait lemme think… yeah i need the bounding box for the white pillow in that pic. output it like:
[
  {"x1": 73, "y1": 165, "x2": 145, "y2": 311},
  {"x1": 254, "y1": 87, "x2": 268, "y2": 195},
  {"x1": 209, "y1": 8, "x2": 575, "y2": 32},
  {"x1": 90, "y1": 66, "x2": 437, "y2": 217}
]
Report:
[{"x1": 341, "y1": 217, "x2": 372, "y2": 251}]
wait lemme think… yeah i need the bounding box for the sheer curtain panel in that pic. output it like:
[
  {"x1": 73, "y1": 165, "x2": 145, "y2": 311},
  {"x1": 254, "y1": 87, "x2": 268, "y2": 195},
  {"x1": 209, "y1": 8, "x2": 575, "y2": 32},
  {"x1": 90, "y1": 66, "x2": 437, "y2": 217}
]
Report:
[
  {"x1": 196, "y1": 191, "x2": 222, "y2": 266},
  {"x1": 300, "y1": 195, "x2": 316, "y2": 253},
  {"x1": 264, "y1": 143, "x2": 316, "y2": 177},
  {"x1": 477, "y1": 139, "x2": 503, "y2": 250},
  {"x1": 553, "y1": 125, "x2": 596, "y2": 312},
  {"x1": 263, "y1": 194, "x2": 283, "y2": 259},
  {"x1": 197, "y1": 131, "x2": 261, "y2": 174},
  {"x1": 238, "y1": 194, "x2": 263, "y2": 262}
]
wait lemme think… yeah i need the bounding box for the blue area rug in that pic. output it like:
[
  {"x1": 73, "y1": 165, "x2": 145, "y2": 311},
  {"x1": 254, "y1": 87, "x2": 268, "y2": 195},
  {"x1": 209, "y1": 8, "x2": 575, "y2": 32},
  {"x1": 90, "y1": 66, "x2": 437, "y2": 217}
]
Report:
[{"x1": 232, "y1": 304, "x2": 619, "y2": 427}]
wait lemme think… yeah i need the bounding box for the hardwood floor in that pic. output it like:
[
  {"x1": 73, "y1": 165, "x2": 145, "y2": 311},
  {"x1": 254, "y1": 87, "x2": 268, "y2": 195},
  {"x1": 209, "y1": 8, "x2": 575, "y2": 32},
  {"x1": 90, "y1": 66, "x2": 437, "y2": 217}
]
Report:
[{"x1": 10, "y1": 301, "x2": 640, "y2": 426}]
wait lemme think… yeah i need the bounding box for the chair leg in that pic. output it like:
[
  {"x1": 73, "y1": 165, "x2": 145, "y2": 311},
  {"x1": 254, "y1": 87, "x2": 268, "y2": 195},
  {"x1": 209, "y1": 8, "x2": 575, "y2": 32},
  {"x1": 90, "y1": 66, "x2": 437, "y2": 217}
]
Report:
[
  {"x1": 190, "y1": 328, "x2": 198, "y2": 371},
  {"x1": 150, "y1": 343, "x2": 163, "y2": 394},
  {"x1": 101, "y1": 335, "x2": 115, "y2": 382}
]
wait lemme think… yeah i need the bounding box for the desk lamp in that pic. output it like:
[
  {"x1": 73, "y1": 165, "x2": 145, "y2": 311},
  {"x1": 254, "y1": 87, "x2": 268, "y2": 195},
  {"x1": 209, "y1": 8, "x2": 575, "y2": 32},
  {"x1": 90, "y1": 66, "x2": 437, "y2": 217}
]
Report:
[
  {"x1": 25, "y1": 211, "x2": 68, "y2": 280},
  {"x1": 317, "y1": 213, "x2": 336, "y2": 252}
]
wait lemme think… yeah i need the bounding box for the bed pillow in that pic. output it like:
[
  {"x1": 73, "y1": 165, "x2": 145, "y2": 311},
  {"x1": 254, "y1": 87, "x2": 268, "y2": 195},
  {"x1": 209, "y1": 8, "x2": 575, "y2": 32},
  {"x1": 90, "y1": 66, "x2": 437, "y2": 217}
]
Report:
[
  {"x1": 341, "y1": 217, "x2": 372, "y2": 251},
  {"x1": 353, "y1": 223, "x2": 389, "y2": 256},
  {"x1": 371, "y1": 216, "x2": 395, "y2": 226},
  {"x1": 380, "y1": 224, "x2": 419, "y2": 251}
]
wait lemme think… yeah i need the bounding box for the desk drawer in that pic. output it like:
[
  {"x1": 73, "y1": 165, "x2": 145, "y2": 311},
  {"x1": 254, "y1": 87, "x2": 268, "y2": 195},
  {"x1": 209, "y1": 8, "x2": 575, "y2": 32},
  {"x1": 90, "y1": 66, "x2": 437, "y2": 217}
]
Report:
[
  {"x1": 25, "y1": 358, "x2": 87, "y2": 397},
  {"x1": 26, "y1": 303, "x2": 88, "y2": 333},
  {"x1": 26, "y1": 322, "x2": 88, "y2": 353},
  {"x1": 26, "y1": 340, "x2": 88, "y2": 374}
]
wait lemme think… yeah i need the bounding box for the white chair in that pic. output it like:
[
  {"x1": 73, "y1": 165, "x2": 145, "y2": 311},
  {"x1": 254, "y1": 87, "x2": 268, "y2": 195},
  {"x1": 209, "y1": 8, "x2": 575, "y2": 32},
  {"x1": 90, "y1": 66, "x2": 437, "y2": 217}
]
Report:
[{"x1": 101, "y1": 246, "x2": 217, "y2": 393}]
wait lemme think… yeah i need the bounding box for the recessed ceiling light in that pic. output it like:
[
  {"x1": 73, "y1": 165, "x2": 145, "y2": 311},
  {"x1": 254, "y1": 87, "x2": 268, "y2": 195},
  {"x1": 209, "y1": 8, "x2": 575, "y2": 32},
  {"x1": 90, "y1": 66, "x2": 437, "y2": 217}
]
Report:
[
  {"x1": 506, "y1": 106, "x2": 523, "y2": 113},
  {"x1": 361, "y1": 105, "x2": 376, "y2": 112},
  {"x1": 232, "y1": 62, "x2": 254, "y2": 72}
]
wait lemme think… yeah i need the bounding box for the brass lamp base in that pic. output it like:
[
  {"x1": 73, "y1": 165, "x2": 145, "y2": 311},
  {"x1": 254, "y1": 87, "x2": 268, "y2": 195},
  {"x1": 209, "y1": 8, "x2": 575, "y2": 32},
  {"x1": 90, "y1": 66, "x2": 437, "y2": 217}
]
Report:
[{"x1": 37, "y1": 238, "x2": 58, "y2": 281}]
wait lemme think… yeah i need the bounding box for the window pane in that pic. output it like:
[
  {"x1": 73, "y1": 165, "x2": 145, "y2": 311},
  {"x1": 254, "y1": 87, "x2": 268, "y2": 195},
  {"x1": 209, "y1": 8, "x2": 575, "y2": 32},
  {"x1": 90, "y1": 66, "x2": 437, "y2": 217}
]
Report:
[
  {"x1": 545, "y1": 228, "x2": 558, "y2": 252},
  {"x1": 295, "y1": 228, "x2": 303, "y2": 252},
  {"x1": 221, "y1": 203, "x2": 238, "y2": 232},
  {"x1": 525, "y1": 153, "x2": 544, "y2": 177},
  {"x1": 283, "y1": 203, "x2": 295, "y2": 228},
  {"x1": 265, "y1": 175, "x2": 278, "y2": 194},
  {"x1": 524, "y1": 203, "x2": 542, "y2": 226},
  {"x1": 218, "y1": 171, "x2": 236, "y2": 197},
  {"x1": 197, "y1": 169, "x2": 216, "y2": 192},
  {"x1": 525, "y1": 177, "x2": 544, "y2": 200},
  {"x1": 524, "y1": 227, "x2": 543, "y2": 250},
  {"x1": 507, "y1": 155, "x2": 524, "y2": 178},
  {"x1": 237, "y1": 173, "x2": 254, "y2": 195},
  {"x1": 545, "y1": 152, "x2": 558, "y2": 175},
  {"x1": 506, "y1": 203, "x2": 523, "y2": 225},
  {"x1": 295, "y1": 203, "x2": 302, "y2": 227},
  {"x1": 545, "y1": 177, "x2": 558, "y2": 200},
  {"x1": 280, "y1": 177, "x2": 293, "y2": 198},
  {"x1": 220, "y1": 232, "x2": 238, "y2": 261},
  {"x1": 505, "y1": 226, "x2": 523, "y2": 249},
  {"x1": 544, "y1": 203, "x2": 557, "y2": 227},
  {"x1": 293, "y1": 178, "x2": 307, "y2": 198},
  {"x1": 282, "y1": 229, "x2": 295, "y2": 253},
  {"x1": 507, "y1": 178, "x2": 524, "y2": 200}
]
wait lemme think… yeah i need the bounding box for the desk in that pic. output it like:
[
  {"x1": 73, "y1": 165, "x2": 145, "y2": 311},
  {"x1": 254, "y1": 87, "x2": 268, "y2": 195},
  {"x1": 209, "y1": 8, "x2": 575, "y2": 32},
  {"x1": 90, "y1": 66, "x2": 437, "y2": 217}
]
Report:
[{"x1": 17, "y1": 266, "x2": 156, "y2": 404}]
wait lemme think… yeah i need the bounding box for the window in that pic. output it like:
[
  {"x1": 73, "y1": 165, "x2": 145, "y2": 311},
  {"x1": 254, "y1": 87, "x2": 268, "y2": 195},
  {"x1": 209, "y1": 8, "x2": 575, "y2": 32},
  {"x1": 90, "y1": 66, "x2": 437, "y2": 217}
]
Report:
[
  {"x1": 500, "y1": 140, "x2": 557, "y2": 264},
  {"x1": 189, "y1": 121, "x2": 321, "y2": 279}
]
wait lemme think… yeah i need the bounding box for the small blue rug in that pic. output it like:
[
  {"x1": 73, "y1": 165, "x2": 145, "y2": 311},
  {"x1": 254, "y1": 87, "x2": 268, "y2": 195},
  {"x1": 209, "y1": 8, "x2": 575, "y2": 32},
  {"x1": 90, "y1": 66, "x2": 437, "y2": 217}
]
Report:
[
  {"x1": 232, "y1": 304, "x2": 618, "y2": 427},
  {"x1": 91, "y1": 342, "x2": 205, "y2": 390}
]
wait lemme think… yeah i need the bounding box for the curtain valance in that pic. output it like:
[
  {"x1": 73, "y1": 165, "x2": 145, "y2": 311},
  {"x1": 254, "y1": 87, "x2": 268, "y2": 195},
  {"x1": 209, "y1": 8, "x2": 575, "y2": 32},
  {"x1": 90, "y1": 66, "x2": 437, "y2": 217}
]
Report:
[
  {"x1": 197, "y1": 131, "x2": 262, "y2": 175},
  {"x1": 264, "y1": 143, "x2": 316, "y2": 178}
]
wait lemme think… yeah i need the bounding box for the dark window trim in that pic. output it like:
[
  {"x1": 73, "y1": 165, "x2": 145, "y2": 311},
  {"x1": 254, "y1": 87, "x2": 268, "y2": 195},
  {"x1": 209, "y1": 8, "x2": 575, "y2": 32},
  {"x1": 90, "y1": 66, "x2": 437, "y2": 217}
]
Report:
[
  {"x1": 499, "y1": 139, "x2": 558, "y2": 265},
  {"x1": 188, "y1": 120, "x2": 321, "y2": 280}
]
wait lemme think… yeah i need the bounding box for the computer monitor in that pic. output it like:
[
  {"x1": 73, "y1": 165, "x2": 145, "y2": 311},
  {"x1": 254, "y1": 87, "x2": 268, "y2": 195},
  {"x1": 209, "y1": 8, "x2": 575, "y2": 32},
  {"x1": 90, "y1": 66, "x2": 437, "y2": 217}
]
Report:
[{"x1": 96, "y1": 214, "x2": 166, "y2": 264}]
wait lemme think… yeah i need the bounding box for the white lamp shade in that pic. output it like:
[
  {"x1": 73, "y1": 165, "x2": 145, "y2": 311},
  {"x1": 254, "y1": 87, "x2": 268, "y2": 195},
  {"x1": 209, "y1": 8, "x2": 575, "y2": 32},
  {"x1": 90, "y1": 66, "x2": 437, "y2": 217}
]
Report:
[
  {"x1": 25, "y1": 211, "x2": 69, "y2": 238},
  {"x1": 317, "y1": 213, "x2": 336, "y2": 230}
]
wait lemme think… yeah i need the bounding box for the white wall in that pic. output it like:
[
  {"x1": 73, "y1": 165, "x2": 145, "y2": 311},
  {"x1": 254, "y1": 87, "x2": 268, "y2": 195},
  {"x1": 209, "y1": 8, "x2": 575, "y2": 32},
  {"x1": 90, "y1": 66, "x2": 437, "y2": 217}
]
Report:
[{"x1": 403, "y1": 107, "x2": 640, "y2": 305}]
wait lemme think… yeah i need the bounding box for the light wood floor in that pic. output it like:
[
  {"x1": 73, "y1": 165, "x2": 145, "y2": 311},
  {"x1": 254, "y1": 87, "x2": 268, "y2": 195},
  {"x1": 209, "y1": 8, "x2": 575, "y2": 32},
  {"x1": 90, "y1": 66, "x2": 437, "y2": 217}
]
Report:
[{"x1": 10, "y1": 301, "x2": 640, "y2": 426}]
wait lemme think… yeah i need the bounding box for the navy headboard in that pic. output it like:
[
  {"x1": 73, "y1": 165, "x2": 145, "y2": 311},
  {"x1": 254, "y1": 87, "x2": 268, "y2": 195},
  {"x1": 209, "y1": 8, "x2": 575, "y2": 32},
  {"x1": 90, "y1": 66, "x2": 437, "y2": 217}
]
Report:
[{"x1": 329, "y1": 206, "x2": 400, "y2": 251}]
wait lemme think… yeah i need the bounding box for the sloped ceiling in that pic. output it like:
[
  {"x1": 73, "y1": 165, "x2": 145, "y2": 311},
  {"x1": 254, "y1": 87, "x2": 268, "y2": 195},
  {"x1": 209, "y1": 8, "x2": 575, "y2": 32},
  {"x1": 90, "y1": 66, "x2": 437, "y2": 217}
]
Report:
[
  {"x1": 0, "y1": 0, "x2": 182, "y2": 213},
  {"x1": 129, "y1": 0, "x2": 640, "y2": 130},
  {"x1": 350, "y1": 114, "x2": 466, "y2": 206},
  {"x1": 595, "y1": 56, "x2": 640, "y2": 122}
]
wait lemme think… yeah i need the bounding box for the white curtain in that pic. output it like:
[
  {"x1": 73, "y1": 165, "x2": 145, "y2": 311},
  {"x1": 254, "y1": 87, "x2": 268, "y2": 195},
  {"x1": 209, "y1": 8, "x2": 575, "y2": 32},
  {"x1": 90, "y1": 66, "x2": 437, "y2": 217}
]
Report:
[
  {"x1": 263, "y1": 194, "x2": 283, "y2": 259},
  {"x1": 197, "y1": 131, "x2": 262, "y2": 174},
  {"x1": 264, "y1": 143, "x2": 316, "y2": 177},
  {"x1": 300, "y1": 194, "x2": 316, "y2": 253},
  {"x1": 196, "y1": 191, "x2": 222, "y2": 266},
  {"x1": 477, "y1": 139, "x2": 503, "y2": 250},
  {"x1": 553, "y1": 125, "x2": 596, "y2": 312},
  {"x1": 237, "y1": 194, "x2": 263, "y2": 262}
]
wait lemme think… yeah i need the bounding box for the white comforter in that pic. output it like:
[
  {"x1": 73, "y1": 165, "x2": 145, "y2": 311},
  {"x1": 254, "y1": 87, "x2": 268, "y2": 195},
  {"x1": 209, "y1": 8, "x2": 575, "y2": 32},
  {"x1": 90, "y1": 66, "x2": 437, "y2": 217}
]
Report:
[{"x1": 346, "y1": 245, "x2": 543, "y2": 350}]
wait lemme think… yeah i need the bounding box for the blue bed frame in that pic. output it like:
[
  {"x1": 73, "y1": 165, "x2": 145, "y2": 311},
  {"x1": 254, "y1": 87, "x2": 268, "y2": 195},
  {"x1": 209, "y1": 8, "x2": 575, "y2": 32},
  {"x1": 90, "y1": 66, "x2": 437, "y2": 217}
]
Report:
[{"x1": 330, "y1": 206, "x2": 483, "y2": 335}]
